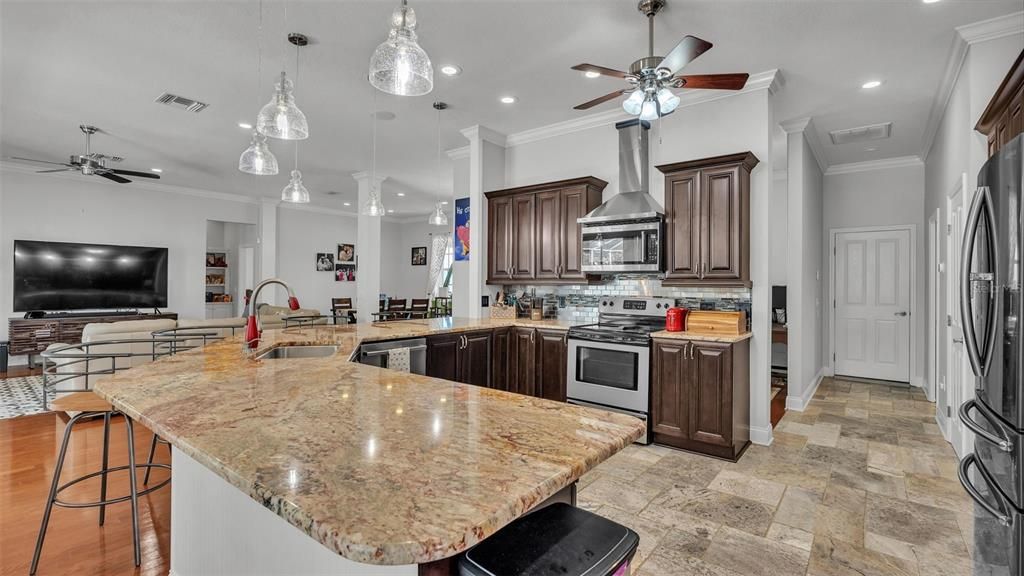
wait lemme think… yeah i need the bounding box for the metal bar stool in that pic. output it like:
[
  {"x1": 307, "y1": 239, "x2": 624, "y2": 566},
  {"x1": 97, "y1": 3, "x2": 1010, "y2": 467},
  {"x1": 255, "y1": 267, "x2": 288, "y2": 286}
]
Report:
[{"x1": 30, "y1": 392, "x2": 170, "y2": 575}]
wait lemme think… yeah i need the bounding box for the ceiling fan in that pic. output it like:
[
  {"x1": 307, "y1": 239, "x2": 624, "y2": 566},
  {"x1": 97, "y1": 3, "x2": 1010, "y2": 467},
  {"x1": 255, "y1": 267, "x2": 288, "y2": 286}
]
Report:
[
  {"x1": 572, "y1": 0, "x2": 749, "y2": 119},
  {"x1": 9, "y1": 125, "x2": 161, "y2": 184}
]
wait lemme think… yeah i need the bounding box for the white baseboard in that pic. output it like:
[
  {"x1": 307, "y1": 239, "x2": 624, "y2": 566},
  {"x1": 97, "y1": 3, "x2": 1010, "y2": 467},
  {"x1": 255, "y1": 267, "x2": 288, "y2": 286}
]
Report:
[
  {"x1": 749, "y1": 425, "x2": 773, "y2": 446},
  {"x1": 785, "y1": 367, "x2": 827, "y2": 412}
]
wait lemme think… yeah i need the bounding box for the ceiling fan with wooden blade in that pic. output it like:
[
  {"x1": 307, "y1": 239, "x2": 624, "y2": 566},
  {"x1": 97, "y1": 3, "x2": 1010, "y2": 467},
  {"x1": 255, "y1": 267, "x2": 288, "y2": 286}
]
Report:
[
  {"x1": 8, "y1": 125, "x2": 161, "y2": 184},
  {"x1": 572, "y1": 0, "x2": 749, "y2": 118}
]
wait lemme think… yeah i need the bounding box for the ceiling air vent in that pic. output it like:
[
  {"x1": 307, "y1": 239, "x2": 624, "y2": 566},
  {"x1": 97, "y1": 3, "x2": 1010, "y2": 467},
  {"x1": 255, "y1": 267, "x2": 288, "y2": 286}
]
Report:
[
  {"x1": 155, "y1": 92, "x2": 209, "y2": 113},
  {"x1": 829, "y1": 122, "x2": 892, "y2": 145}
]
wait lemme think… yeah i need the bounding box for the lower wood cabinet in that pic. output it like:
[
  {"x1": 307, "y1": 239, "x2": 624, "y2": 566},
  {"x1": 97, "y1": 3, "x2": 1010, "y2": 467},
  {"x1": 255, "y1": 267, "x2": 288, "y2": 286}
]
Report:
[
  {"x1": 651, "y1": 338, "x2": 750, "y2": 461},
  {"x1": 426, "y1": 329, "x2": 492, "y2": 388},
  {"x1": 491, "y1": 327, "x2": 512, "y2": 392},
  {"x1": 510, "y1": 327, "x2": 536, "y2": 396},
  {"x1": 535, "y1": 328, "x2": 568, "y2": 402}
]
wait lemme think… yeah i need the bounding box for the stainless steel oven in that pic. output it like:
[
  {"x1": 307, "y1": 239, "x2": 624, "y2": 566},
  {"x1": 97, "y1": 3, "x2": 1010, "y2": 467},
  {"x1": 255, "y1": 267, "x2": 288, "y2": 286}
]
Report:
[
  {"x1": 580, "y1": 220, "x2": 663, "y2": 274},
  {"x1": 567, "y1": 338, "x2": 649, "y2": 416}
]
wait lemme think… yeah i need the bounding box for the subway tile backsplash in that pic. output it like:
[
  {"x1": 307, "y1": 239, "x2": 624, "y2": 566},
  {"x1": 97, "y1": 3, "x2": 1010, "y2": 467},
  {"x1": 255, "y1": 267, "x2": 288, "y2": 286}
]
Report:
[{"x1": 498, "y1": 276, "x2": 752, "y2": 327}]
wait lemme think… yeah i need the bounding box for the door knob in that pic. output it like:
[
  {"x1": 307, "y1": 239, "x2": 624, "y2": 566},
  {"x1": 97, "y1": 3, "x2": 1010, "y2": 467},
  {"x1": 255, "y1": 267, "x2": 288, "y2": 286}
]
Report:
[{"x1": 894, "y1": 311, "x2": 908, "y2": 317}]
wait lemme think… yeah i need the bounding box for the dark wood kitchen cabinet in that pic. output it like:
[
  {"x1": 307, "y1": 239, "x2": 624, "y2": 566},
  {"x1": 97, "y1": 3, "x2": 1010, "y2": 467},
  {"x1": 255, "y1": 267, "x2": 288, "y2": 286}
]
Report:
[
  {"x1": 510, "y1": 327, "x2": 536, "y2": 396},
  {"x1": 426, "y1": 330, "x2": 492, "y2": 388},
  {"x1": 491, "y1": 327, "x2": 512, "y2": 392},
  {"x1": 651, "y1": 337, "x2": 750, "y2": 461},
  {"x1": 657, "y1": 152, "x2": 758, "y2": 287},
  {"x1": 485, "y1": 177, "x2": 606, "y2": 284},
  {"x1": 535, "y1": 328, "x2": 568, "y2": 402},
  {"x1": 426, "y1": 333, "x2": 460, "y2": 382},
  {"x1": 977, "y1": 49, "x2": 1024, "y2": 158}
]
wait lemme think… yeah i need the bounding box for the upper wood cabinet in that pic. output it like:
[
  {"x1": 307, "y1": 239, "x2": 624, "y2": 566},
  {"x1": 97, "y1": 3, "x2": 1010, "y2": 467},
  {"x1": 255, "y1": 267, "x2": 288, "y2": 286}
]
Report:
[
  {"x1": 486, "y1": 177, "x2": 606, "y2": 284},
  {"x1": 657, "y1": 152, "x2": 758, "y2": 287},
  {"x1": 977, "y1": 50, "x2": 1024, "y2": 158}
]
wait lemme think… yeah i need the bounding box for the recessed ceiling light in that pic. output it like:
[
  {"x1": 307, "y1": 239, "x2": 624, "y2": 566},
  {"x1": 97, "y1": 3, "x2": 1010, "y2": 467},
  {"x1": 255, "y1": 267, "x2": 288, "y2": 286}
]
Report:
[
  {"x1": 500, "y1": 96, "x2": 517, "y2": 104},
  {"x1": 150, "y1": 168, "x2": 163, "y2": 173},
  {"x1": 343, "y1": 202, "x2": 352, "y2": 206},
  {"x1": 922, "y1": 0, "x2": 940, "y2": 3},
  {"x1": 864, "y1": 147, "x2": 878, "y2": 152},
  {"x1": 583, "y1": 71, "x2": 601, "y2": 79},
  {"x1": 441, "y1": 201, "x2": 449, "y2": 205},
  {"x1": 397, "y1": 192, "x2": 405, "y2": 197},
  {"x1": 238, "y1": 122, "x2": 253, "y2": 129},
  {"x1": 861, "y1": 80, "x2": 883, "y2": 89},
  {"x1": 387, "y1": 209, "x2": 395, "y2": 213},
  {"x1": 440, "y1": 65, "x2": 462, "y2": 77}
]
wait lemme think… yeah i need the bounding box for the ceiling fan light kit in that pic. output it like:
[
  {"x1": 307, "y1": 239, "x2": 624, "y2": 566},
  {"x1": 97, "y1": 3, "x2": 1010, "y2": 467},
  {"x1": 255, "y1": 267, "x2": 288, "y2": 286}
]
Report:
[
  {"x1": 11, "y1": 124, "x2": 160, "y2": 184},
  {"x1": 369, "y1": 0, "x2": 434, "y2": 97}
]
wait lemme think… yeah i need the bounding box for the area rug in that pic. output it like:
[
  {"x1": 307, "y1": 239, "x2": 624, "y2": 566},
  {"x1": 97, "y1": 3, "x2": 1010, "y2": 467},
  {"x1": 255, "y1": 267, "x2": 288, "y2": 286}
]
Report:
[{"x1": 0, "y1": 376, "x2": 52, "y2": 419}]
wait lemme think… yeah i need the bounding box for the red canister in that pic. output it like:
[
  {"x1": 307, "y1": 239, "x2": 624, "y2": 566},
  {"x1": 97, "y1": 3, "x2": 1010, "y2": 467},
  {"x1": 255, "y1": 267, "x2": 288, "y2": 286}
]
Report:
[{"x1": 665, "y1": 307, "x2": 687, "y2": 332}]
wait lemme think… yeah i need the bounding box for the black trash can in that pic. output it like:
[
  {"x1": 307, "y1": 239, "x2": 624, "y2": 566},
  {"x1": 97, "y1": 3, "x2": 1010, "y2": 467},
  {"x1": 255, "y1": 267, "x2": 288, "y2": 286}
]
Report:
[
  {"x1": 459, "y1": 503, "x2": 639, "y2": 576},
  {"x1": 0, "y1": 341, "x2": 9, "y2": 373}
]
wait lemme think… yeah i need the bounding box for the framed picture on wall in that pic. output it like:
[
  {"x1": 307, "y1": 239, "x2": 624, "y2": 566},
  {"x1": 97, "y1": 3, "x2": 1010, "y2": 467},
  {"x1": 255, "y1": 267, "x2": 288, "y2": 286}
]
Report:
[
  {"x1": 316, "y1": 253, "x2": 334, "y2": 271},
  {"x1": 411, "y1": 246, "x2": 427, "y2": 266},
  {"x1": 335, "y1": 264, "x2": 356, "y2": 282},
  {"x1": 337, "y1": 243, "x2": 355, "y2": 264}
]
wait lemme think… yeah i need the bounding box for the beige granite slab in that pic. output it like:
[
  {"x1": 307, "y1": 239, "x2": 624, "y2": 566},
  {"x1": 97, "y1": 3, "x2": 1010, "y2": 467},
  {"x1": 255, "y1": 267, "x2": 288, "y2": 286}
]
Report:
[{"x1": 91, "y1": 318, "x2": 643, "y2": 566}]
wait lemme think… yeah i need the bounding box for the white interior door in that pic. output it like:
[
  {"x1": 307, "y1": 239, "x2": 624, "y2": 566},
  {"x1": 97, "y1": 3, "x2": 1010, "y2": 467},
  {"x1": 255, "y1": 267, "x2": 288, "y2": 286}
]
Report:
[
  {"x1": 834, "y1": 229, "x2": 912, "y2": 382},
  {"x1": 946, "y1": 176, "x2": 973, "y2": 457}
]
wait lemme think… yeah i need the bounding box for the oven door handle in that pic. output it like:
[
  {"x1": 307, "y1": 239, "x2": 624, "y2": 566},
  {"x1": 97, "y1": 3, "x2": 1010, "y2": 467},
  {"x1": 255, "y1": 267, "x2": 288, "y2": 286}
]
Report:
[{"x1": 958, "y1": 453, "x2": 1013, "y2": 527}]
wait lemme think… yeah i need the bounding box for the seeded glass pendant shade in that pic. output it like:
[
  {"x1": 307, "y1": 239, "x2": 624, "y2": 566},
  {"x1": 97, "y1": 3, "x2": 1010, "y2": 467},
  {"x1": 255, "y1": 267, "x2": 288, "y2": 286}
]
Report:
[
  {"x1": 368, "y1": 1, "x2": 433, "y2": 96},
  {"x1": 239, "y1": 131, "x2": 279, "y2": 175},
  {"x1": 281, "y1": 169, "x2": 310, "y2": 203},
  {"x1": 427, "y1": 202, "x2": 448, "y2": 226},
  {"x1": 363, "y1": 190, "x2": 386, "y2": 216},
  {"x1": 258, "y1": 72, "x2": 309, "y2": 140}
]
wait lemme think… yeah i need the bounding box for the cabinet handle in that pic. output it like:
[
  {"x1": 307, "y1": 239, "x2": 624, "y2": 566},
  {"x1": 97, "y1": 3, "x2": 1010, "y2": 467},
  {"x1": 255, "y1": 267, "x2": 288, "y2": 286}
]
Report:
[
  {"x1": 531, "y1": 330, "x2": 535, "y2": 344},
  {"x1": 688, "y1": 342, "x2": 694, "y2": 360}
]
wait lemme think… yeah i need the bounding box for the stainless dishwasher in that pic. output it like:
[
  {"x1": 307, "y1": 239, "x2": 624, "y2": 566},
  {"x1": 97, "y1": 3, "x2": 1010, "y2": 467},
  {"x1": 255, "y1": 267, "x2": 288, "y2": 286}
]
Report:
[{"x1": 355, "y1": 338, "x2": 427, "y2": 375}]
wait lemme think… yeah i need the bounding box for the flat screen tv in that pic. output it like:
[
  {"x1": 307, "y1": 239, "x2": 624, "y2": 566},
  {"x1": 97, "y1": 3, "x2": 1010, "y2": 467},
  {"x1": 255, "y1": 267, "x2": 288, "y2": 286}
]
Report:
[{"x1": 13, "y1": 240, "x2": 168, "y2": 311}]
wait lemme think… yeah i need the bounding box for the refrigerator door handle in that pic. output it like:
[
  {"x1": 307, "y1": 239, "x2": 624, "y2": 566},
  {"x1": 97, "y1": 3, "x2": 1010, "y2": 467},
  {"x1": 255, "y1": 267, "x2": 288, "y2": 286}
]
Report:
[
  {"x1": 958, "y1": 453, "x2": 1013, "y2": 527},
  {"x1": 960, "y1": 186, "x2": 997, "y2": 377},
  {"x1": 958, "y1": 399, "x2": 1013, "y2": 452}
]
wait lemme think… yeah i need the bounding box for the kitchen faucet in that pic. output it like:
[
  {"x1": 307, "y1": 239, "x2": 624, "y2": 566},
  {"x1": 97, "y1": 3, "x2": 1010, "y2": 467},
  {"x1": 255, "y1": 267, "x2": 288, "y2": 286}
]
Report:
[{"x1": 245, "y1": 278, "x2": 301, "y2": 349}]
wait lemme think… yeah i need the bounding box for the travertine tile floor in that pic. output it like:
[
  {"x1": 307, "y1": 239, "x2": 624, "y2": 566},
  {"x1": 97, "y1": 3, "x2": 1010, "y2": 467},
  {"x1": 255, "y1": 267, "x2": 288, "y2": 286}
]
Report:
[{"x1": 580, "y1": 377, "x2": 972, "y2": 576}]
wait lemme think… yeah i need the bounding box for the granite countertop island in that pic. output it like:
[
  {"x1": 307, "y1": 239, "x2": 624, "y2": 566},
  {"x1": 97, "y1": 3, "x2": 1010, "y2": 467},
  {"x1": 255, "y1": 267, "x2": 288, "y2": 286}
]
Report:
[{"x1": 91, "y1": 317, "x2": 645, "y2": 573}]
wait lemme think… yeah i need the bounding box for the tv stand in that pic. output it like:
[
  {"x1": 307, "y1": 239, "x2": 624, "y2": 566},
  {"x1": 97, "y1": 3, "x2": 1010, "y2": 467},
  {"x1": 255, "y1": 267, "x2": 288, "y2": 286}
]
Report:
[
  {"x1": 8, "y1": 311, "x2": 178, "y2": 358},
  {"x1": 26, "y1": 310, "x2": 144, "y2": 320}
]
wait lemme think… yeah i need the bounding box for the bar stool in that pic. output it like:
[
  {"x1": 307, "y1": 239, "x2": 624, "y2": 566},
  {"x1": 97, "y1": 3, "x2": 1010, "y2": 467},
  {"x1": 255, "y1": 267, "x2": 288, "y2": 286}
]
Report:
[{"x1": 30, "y1": 392, "x2": 170, "y2": 575}]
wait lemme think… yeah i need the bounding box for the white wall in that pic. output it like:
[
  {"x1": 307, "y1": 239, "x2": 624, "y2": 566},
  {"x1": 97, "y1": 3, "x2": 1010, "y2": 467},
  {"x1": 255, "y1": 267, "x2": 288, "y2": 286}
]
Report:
[
  {"x1": 0, "y1": 167, "x2": 259, "y2": 348},
  {"x1": 275, "y1": 206, "x2": 358, "y2": 315},
  {"x1": 380, "y1": 220, "x2": 446, "y2": 301},
  {"x1": 824, "y1": 163, "x2": 926, "y2": 385},
  {"x1": 771, "y1": 173, "x2": 789, "y2": 287}
]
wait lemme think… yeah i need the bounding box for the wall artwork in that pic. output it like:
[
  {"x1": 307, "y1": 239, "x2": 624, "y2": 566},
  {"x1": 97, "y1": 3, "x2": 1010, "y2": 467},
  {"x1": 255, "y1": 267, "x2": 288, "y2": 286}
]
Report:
[
  {"x1": 454, "y1": 197, "x2": 470, "y2": 261},
  {"x1": 336, "y1": 243, "x2": 355, "y2": 264},
  {"x1": 316, "y1": 253, "x2": 334, "y2": 272},
  {"x1": 335, "y1": 265, "x2": 356, "y2": 282},
  {"x1": 335, "y1": 244, "x2": 356, "y2": 281},
  {"x1": 411, "y1": 246, "x2": 427, "y2": 266}
]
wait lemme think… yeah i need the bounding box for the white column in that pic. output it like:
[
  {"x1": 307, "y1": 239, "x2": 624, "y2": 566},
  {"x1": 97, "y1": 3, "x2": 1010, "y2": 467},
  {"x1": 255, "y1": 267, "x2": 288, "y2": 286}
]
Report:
[
  {"x1": 258, "y1": 198, "x2": 279, "y2": 305},
  {"x1": 453, "y1": 125, "x2": 505, "y2": 318},
  {"x1": 354, "y1": 171, "x2": 387, "y2": 323}
]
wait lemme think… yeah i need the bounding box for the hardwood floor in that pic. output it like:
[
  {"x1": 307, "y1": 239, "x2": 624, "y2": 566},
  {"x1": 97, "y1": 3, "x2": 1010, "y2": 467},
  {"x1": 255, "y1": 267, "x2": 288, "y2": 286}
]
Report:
[
  {"x1": 0, "y1": 412, "x2": 171, "y2": 576},
  {"x1": 0, "y1": 365, "x2": 42, "y2": 379}
]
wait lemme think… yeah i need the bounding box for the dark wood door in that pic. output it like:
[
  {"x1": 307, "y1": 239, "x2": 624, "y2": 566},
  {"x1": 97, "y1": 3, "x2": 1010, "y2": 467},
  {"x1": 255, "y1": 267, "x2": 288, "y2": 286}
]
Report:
[
  {"x1": 510, "y1": 327, "x2": 536, "y2": 396},
  {"x1": 700, "y1": 165, "x2": 742, "y2": 281},
  {"x1": 426, "y1": 333, "x2": 460, "y2": 382},
  {"x1": 458, "y1": 330, "x2": 493, "y2": 388},
  {"x1": 664, "y1": 170, "x2": 701, "y2": 281},
  {"x1": 535, "y1": 190, "x2": 561, "y2": 280},
  {"x1": 511, "y1": 194, "x2": 535, "y2": 280},
  {"x1": 688, "y1": 341, "x2": 733, "y2": 449},
  {"x1": 651, "y1": 339, "x2": 689, "y2": 446},
  {"x1": 491, "y1": 327, "x2": 511, "y2": 391},
  {"x1": 488, "y1": 196, "x2": 514, "y2": 282},
  {"x1": 559, "y1": 186, "x2": 588, "y2": 280},
  {"x1": 535, "y1": 329, "x2": 567, "y2": 402}
]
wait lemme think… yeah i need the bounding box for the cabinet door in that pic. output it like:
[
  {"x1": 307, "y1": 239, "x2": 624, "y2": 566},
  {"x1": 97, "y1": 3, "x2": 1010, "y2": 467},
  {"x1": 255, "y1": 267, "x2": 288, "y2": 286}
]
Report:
[
  {"x1": 651, "y1": 340, "x2": 689, "y2": 445},
  {"x1": 488, "y1": 196, "x2": 514, "y2": 282},
  {"x1": 426, "y1": 334, "x2": 460, "y2": 382},
  {"x1": 535, "y1": 190, "x2": 561, "y2": 280},
  {"x1": 701, "y1": 165, "x2": 742, "y2": 281},
  {"x1": 459, "y1": 330, "x2": 493, "y2": 388},
  {"x1": 510, "y1": 327, "x2": 536, "y2": 396},
  {"x1": 665, "y1": 170, "x2": 701, "y2": 281},
  {"x1": 535, "y1": 329, "x2": 567, "y2": 402},
  {"x1": 688, "y1": 342, "x2": 733, "y2": 448},
  {"x1": 511, "y1": 194, "x2": 535, "y2": 280},
  {"x1": 559, "y1": 186, "x2": 589, "y2": 280},
  {"x1": 492, "y1": 328, "x2": 511, "y2": 391}
]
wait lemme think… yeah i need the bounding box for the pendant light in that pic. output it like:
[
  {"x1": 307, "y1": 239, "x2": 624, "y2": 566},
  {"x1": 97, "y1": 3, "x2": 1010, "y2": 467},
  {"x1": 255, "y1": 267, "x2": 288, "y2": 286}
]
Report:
[
  {"x1": 363, "y1": 93, "x2": 386, "y2": 216},
  {"x1": 257, "y1": 33, "x2": 309, "y2": 140},
  {"x1": 427, "y1": 102, "x2": 449, "y2": 226},
  {"x1": 238, "y1": 0, "x2": 278, "y2": 175},
  {"x1": 368, "y1": 0, "x2": 433, "y2": 96},
  {"x1": 280, "y1": 35, "x2": 309, "y2": 204}
]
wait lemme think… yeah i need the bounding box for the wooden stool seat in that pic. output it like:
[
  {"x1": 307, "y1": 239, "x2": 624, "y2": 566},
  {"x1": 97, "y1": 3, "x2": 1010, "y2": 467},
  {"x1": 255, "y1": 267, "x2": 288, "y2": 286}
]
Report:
[{"x1": 50, "y1": 391, "x2": 112, "y2": 413}]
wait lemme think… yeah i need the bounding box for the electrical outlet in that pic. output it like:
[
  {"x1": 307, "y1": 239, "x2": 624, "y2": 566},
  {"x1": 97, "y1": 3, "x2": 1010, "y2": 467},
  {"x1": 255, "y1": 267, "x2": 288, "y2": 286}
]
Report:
[{"x1": 481, "y1": 295, "x2": 489, "y2": 308}]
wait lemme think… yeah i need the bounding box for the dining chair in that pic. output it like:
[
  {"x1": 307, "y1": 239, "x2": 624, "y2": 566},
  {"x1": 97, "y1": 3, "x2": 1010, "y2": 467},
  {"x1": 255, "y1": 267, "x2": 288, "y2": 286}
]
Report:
[
  {"x1": 331, "y1": 298, "x2": 355, "y2": 325},
  {"x1": 386, "y1": 298, "x2": 408, "y2": 321},
  {"x1": 408, "y1": 299, "x2": 430, "y2": 319}
]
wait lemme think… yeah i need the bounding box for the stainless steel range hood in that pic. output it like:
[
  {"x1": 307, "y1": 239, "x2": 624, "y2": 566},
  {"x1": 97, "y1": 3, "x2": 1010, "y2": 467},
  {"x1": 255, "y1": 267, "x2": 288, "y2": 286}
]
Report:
[{"x1": 578, "y1": 119, "x2": 664, "y2": 224}]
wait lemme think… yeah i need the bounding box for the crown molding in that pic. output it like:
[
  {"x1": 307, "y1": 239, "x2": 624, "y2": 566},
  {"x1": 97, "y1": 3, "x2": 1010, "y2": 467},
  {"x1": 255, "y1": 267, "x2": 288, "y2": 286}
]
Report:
[
  {"x1": 922, "y1": 11, "x2": 1023, "y2": 160},
  {"x1": 460, "y1": 125, "x2": 507, "y2": 147},
  {"x1": 350, "y1": 171, "x2": 388, "y2": 185},
  {"x1": 277, "y1": 202, "x2": 357, "y2": 219},
  {"x1": 446, "y1": 145, "x2": 470, "y2": 160},
  {"x1": 502, "y1": 69, "x2": 782, "y2": 149},
  {"x1": 778, "y1": 117, "x2": 827, "y2": 173},
  {"x1": 824, "y1": 155, "x2": 923, "y2": 177},
  {"x1": 779, "y1": 117, "x2": 811, "y2": 134}
]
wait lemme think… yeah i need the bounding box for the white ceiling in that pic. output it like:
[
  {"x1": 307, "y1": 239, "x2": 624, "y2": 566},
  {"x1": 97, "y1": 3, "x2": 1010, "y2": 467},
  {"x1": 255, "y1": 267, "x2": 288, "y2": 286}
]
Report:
[{"x1": 1, "y1": 0, "x2": 1020, "y2": 213}]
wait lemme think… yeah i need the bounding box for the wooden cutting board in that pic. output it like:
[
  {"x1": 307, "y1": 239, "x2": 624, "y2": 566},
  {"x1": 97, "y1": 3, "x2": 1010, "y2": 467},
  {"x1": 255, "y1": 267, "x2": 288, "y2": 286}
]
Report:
[{"x1": 686, "y1": 311, "x2": 746, "y2": 334}]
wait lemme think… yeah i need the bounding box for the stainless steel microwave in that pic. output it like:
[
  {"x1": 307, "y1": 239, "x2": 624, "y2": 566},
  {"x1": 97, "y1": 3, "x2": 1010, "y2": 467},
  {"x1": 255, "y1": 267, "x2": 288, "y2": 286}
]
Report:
[{"x1": 579, "y1": 220, "x2": 663, "y2": 273}]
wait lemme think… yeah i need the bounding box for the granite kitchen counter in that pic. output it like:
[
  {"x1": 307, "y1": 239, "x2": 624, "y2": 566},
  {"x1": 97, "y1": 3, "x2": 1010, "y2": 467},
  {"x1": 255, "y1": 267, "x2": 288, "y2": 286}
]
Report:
[{"x1": 91, "y1": 317, "x2": 643, "y2": 567}]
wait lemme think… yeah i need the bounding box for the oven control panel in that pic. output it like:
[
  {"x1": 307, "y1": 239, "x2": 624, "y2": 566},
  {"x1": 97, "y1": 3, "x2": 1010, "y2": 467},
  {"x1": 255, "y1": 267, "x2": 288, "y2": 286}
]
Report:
[{"x1": 599, "y1": 296, "x2": 677, "y2": 316}]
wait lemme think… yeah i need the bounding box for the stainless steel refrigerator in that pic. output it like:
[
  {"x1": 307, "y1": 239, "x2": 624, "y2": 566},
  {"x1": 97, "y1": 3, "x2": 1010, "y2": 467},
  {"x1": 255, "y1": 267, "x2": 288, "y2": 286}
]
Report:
[{"x1": 958, "y1": 133, "x2": 1024, "y2": 576}]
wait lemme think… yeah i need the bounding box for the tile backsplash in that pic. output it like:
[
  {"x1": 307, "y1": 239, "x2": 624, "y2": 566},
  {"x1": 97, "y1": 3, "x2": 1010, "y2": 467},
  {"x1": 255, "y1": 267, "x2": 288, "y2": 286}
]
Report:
[{"x1": 497, "y1": 276, "x2": 752, "y2": 327}]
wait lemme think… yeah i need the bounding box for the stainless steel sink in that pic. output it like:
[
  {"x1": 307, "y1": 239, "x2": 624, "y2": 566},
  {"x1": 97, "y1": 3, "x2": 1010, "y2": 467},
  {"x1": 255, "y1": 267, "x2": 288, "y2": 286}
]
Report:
[{"x1": 254, "y1": 345, "x2": 339, "y2": 360}]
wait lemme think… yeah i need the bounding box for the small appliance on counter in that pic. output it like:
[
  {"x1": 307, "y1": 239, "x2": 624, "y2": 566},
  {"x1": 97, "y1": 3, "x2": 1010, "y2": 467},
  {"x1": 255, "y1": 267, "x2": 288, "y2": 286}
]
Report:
[{"x1": 665, "y1": 306, "x2": 687, "y2": 332}]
